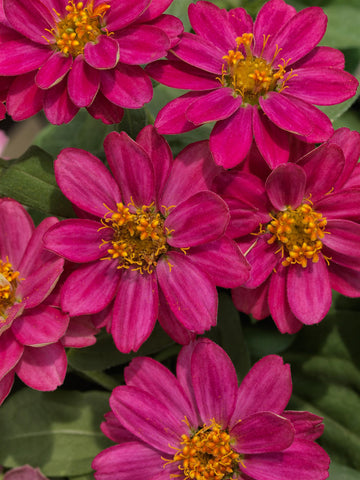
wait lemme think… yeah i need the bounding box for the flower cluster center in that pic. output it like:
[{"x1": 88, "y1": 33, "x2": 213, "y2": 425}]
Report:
[
  {"x1": 100, "y1": 201, "x2": 170, "y2": 274},
  {"x1": 48, "y1": 0, "x2": 111, "y2": 57},
  {"x1": 170, "y1": 419, "x2": 240, "y2": 480},
  {"x1": 219, "y1": 33, "x2": 293, "y2": 105},
  {"x1": 0, "y1": 258, "x2": 21, "y2": 319},
  {"x1": 266, "y1": 202, "x2": 328, "y2": 268}
]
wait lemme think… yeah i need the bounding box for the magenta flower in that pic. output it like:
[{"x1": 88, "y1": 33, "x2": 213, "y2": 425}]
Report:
[
  {"x1": 146, "y1": 0, "x2": 358, "y2": 168},
  {"x1": 92, "y1": 338, "x2": 330, "y2": 480},
  {"x1": 0, "y1": 0, "x2": 183, "y2": 124},
  {"x1": 43, "y1": 126, "x2": 249, "y2": 352},
  {"x1": 0, "y1": 198, "x2": 67, "y2": 405},
  {"x1": 213, "y1": 128, "x2": 360, "y2": 333}
]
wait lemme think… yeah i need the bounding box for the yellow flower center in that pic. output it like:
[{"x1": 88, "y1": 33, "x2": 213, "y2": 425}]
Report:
[
  {"x1": 266, "y1": 202, "x2": 329, "y2": 268},
  {"x1": 99, "y1": 201, "x2": 172, "y2": 274},
  {"x1": 0, "y1": 258, "x2": 22, "y2": 319},
  {"x1": 219, "y1": 33, "x2": 295, "y2": 105},
  {"x1": 47, "y1": 0, "x2": 111, "y2": 57},
  {"x1": 166, "y1": 419, "x2": 242, "y2": 480}
]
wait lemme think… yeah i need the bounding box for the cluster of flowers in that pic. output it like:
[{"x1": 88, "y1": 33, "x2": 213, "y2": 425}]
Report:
[{"x1": 0, "y1": 0, "x2": 359, "y2": 478}]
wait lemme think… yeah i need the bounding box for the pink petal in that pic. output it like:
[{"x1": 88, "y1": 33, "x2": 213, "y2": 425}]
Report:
[
  {"x1": 111, "y1": 270, "x2": 158, "y2": 353},
  {"x1": 0, "y1": 372, "x2": 14, "y2": 406},
  {"x1": 323, "y1": 219, "x2": 360, "y2": 259},
  {"x1": 253, "y1": 108, "x2": 290, "y2": 168},
  {"x1": 136, "y1": 0, "x2": 173, "y2": 22},
  {"x1": 84, "y1": 35, "x2": 119, "y2": 69},
  {"x1": 43, "y1": 219, "x2": 109, "y2": 262},
  {"x1": 160, "y1": 140, "x2": 220, "y2": 207},
  {"x1": 146, "y1": 59, "x2": 220, "y2": 90},
  {"x1": 100, "y1": 63, "x2": 153, "y2": 108},
  {"x1": 15, "y1": 342, "x2": 67, "y2": 390},
  {"x1": 115, "y1": 24, "x2": 169, "y2": 64},
  {"x1": 125, "y1": 356, "x2": 196, "y2": 424},
  {"x1": 61, "y1": 315, "x2": 99, "y2": 348},
  {"x1": 0, "y1": 198, "x2": 34, "y2": 267},
  {"x1": 0, "y1": 329, "x2": 23, "y2": 380},
  {"x1": 268, "y1": 264, "x2": 303, "y2": 334},
  {"x1": 186, "y1": 87, "x2": 241, "y2": 125},
  {"x1": 105, "y1": 0, "x2": 151, "y2": 31},
  {"x1": 265, "y1": 163, "x2": 306, "y2": 210},
  {"x1": 6, "y1": 71, "x2": 44, "y2": 121},
  {"x1": 92, "y1": 442, "x2": 164, "y2": 480},
  {"x1": 331, "y1": 128, "x2": 360, "y2": 190},
  {"x1": 188, "y1": 237, "x2": 250, "y2": 288},
  {"x1": 109, "y1": 385, "x2": 185, "y2": 453},
  {"x1": 158, "y1": 290, "x2": 196, "y2": 345},
  {"x1": 243, "y1": 236, "x2": 279, "y2": 289},
  {"x1": 147, "y1": 14, "x2": 184, "y2": 48},
  {"x1": 101, "y1": 411, "x2": 139, "y2": 443},
  {"x1": 328, "y1": 263, "x2": 360, "y2": 297},
  {"x1": 230, "y1": 355, "x2": 292, "y2": 422},
  {"x1": 156, "y1": 252, "x2": 217, "y2": 333},
  {"x1": 104, "y1": 131, "x2": 155, "y2": 207},
  {"x1": 171, "y1": 32, "x2": 224, "y2": 74},
  {"x1": 188, "y1": 1, "x2": 237, "y2": 52},
  {"x1": 11, "y1": 305, "x2": 69, "y2": 346},
  {"x1": 191, "y1": 338, "x2": 238, "y2": 427},
  {"x1": 154, "y1": 92, "x2": 202, "y2": 134},
  {"x1": 267, "y1": 7, "x2": 327, "y2": 65},
  {"x1": 315, "y1": 189, "x2": 360, "y2": 222},
  {"x1": 165, "y1": 191, "x2": 229, "y2": 248},
  {"x1": 68, "y1": 55, "x2": 100, "y2": 107},
  {"x1": 43, "y1": 78, "x2": 79, "y2": 124},
  {"x1": 287, "y1": 255, "x2": 332, "y2": 324},
  {"x1": 176, "y1": 342, "x2": 201, "y2": 424},
  {"x1": 210, "y1": 105, "x2": 254, "y2": 168},
  {"x1": 292, "y1": 46, "x2": 345, "y2": 70},
  {"x1": 232, "y1": 282, "x2": 270, "y2": 320},
  {"x1": 228, "y1": 8, "x2": 253, "y2": 37},
  {"x1": 55, "y1": 148, "x2": 121, "y2": 217},
  {"x1": 231, "y1": 412, "x2": 294, "y2": 453},
  {"x1": 87, "y1": 91, "x2": 124, "y2": 124},
  {"x1": 61, "y1": 260, "x2": 119, "y2": 316},
  {"x1": 283, "y1": 411, "x2": 324, "y2": 441},
  {"x1": 35, "y1": 51, "x2": 72, "y2": 89}
]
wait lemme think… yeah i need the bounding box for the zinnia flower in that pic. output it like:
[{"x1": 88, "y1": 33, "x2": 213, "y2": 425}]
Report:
[
  {"x1": 214, "y1": 128, "x2": 360, "y2": 333},
  {"x1": 0, "y1": 198, "x2": 67, "y2": 405},
  {"x1": 0, "y1": 0, "x2": 183, "y2": 124},
  {"x1": 43, "y1": 126, "x2": 250, "y2": 352},
  {"x1": 92, "y1": 338, "x2": 330, "y2": 480},
  {"x1": 146, "y1": 0, "x2": 358, "y2": 168}
]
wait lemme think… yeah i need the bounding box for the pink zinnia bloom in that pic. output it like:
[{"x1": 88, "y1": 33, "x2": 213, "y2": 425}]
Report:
[
  {"x1": 92, "y1": 338, "x2": 330, "y2": 480},
  {"x1": 43, "y1": 126, "x2": 250, "y2": 352},
  {"x1": 3, "y1": 465, "x2": 48, "y2": 480},
  {"x1": 0, "y1": 0, "x2": 183, "y2": 124},
  {"x1": 213, "y1": 128, "x2": 360, "y2": 333},
  {"x1": 0, "y1": 198, "x2": 67, "y2": 405},
  {"x1": 147, "y1": 0, "x2": 358, "y2": 168}
]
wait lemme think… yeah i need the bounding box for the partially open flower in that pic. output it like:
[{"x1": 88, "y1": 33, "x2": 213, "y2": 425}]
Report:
[
  {"x1": 147, "y1": 0, "x2": 358, "y2": 168},
  {"x1": 0, "y1": 199, "x2": 66, "y2": 405},
  {"x1": 0, "y1": 0, "x2": 183, "y2": 124},
  {"x1": 92, "y1": 338, "x2": 330, "y2": 480}
]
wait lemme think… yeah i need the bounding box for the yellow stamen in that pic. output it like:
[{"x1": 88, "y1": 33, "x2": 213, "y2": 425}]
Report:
[{"x1": 0, "y1": 257, "x2": 23, "y2": 320}]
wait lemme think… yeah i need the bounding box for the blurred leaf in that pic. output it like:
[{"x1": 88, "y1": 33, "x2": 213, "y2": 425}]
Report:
[
  {"x1": 321, "y1": 5, "x2": 360, "y2": 49},
  {"x1": 34, "y1": 110, "x2": 114, "y2": 159},
  {"x1": 206, "y1": 290, "x2": 251, "y2": 380},
  {"x1": 284, "y1": 312, "x2": 360, "y2": 469},
  {"x1": 333, "y1": 108, "x2": 360, "y2": 131},
  {"x1": 116, "y1": 108, "x2": 148, "y2": 140},
  {"x1": 329, "y1": 462, "x2": 360, "y2": 480},
  {"x1": 319, "y1": 75, "x2": 360, "y2": 123},
  {"x1": 0, "y1": 389, "x2": 111, "y2": 477},
  {"x1": 165, "y1": 0, "x2": 197, "y2": 31},
  {"x1": 0, "y1": 146, "x2": 73, "y2": 217},
  {"x1": 68, "y1": 325, "x2": 175, "y2": 372}
]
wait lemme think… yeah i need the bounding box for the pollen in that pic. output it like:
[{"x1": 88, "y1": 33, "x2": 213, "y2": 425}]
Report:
[
  {"x1": 266, "y1": 202, "x2": 329, "y2": 268},
  {"x1": 166, "y1": 419, "x2": 242, "y2": 480},
  {"x1": 99, "y1": 201, "x2": 171, "y2": 274},
  {"x1": 219, "y1": 33, "x2": 295, "y2": 105},
  {"x1": 0, "y1": 257, "x2": 22, "y2": 319},
  {"x1": 47, "y1": 0, "x2": 111, "y2": 57}
]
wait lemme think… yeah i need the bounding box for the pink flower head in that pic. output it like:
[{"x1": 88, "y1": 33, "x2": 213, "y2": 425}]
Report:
[
  {"x1": 0, "y1": 0, "x2": 183, "y2": 124},
  {"x1": 146, "y1": 0, "x2": 358, "y2": 168},
  {"x1": 92, "y1": 338, "x2": 330, "y2": 480},
  {"x1": 3, "y1": 465, "x2": 48, "y2": 480},
  {"x1": 43, "y1": 126, "x2": 250, "y2": 352},
  {"x1": 0, "y1": 198, "x2": 67, "y2": 405},
  {"x1": 214, "y1": 128, "x2": 360, "y2": 333}
]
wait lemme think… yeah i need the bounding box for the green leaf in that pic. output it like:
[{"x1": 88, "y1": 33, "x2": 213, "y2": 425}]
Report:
[
  {"x1": 329, "y1": 462, "x2": 360, "y2": 480},
  {"x1": 0, "y1": 146, "x2": 73, "y2": 217},
  {"x1": 0, "y1": 389, "x2": 111, "y2": 477},
  {"x1": 321, "y1": 5, "x2": 360, "y2": 49},
  {"x1": 284, "y1": 312, "x2": 360, "y2": 470},
  {"x1": 116, "y1": 108, "x2": 148, "y2": 140},
  {"x1": 165, "y1": 0, "x2": 197, "y2": 32}
]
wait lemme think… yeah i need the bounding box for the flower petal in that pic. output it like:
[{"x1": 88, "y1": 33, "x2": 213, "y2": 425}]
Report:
[
  {"x1": 157, "y1": 252, "x2": 217, "y2": 333},
  {"x1": 191, "y1": 338, "x2": 238, "y2": 427},
  {"x1": 35, "y1": 51, "x2": 72, "y2": 89},
  {"x1": 68, "y1": 55, "x2": 100, "y2": 107},
  {"x1": 328, "y1": 262, "x2": 360, "y2": 297},
  {"x1": 315, "y1": 189, "x2": 360, "y2": 222},
  {"x1": 154, "y1": 92, "x2": 201, "y2": 134},
  {"x1": 265, "y1": 163, "x2": 306, "y2": 210},
  {"x1": 111, "y1": 270, "x2": 158, "y2": 353},
  {"x1": 43, "y1": 78, "x2": 79, "y2": 124},
  {"x1": 287, "y1": 255, "x2": 332, "y2": 324},
  {"x1": 0, "y1": 372, "x2": 14, "y2": 406},
  {"x1": 243, "y1": 236, "x2": 279, "y2": 289},
  {"x1": 86, "y1": 91, "x2": 124, "y2": 124},
  {"x1": 165, "y1": 191, "x2": 229, "y2": 248},
  {"x1": 105, "y1": 0, "x2": 151, "y2": 31},
  {"x1": 15, "y1": 342, "x2": 67, "y2": 390},
  {"x1": 0, "y1": 329, "x2": 23, "y2": 381},
  {"x1": 6, "y1": 71, "x2": 44, "y2": 121},
  {"x1": 323, "y1": 219, "x2": 360, "y2": 259},
  {"x1": 230, "y1": 355, "x2": 292, "y2": 421},
  {"x1": 231, "y1": 281, "x2": 270, "y2": 321},
  {"x1": 283, "y1": 411, "x2": 324, "y2": 441},
  {"x1": 84, "y1": 35, "x2": 119, "y2": 69}
]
